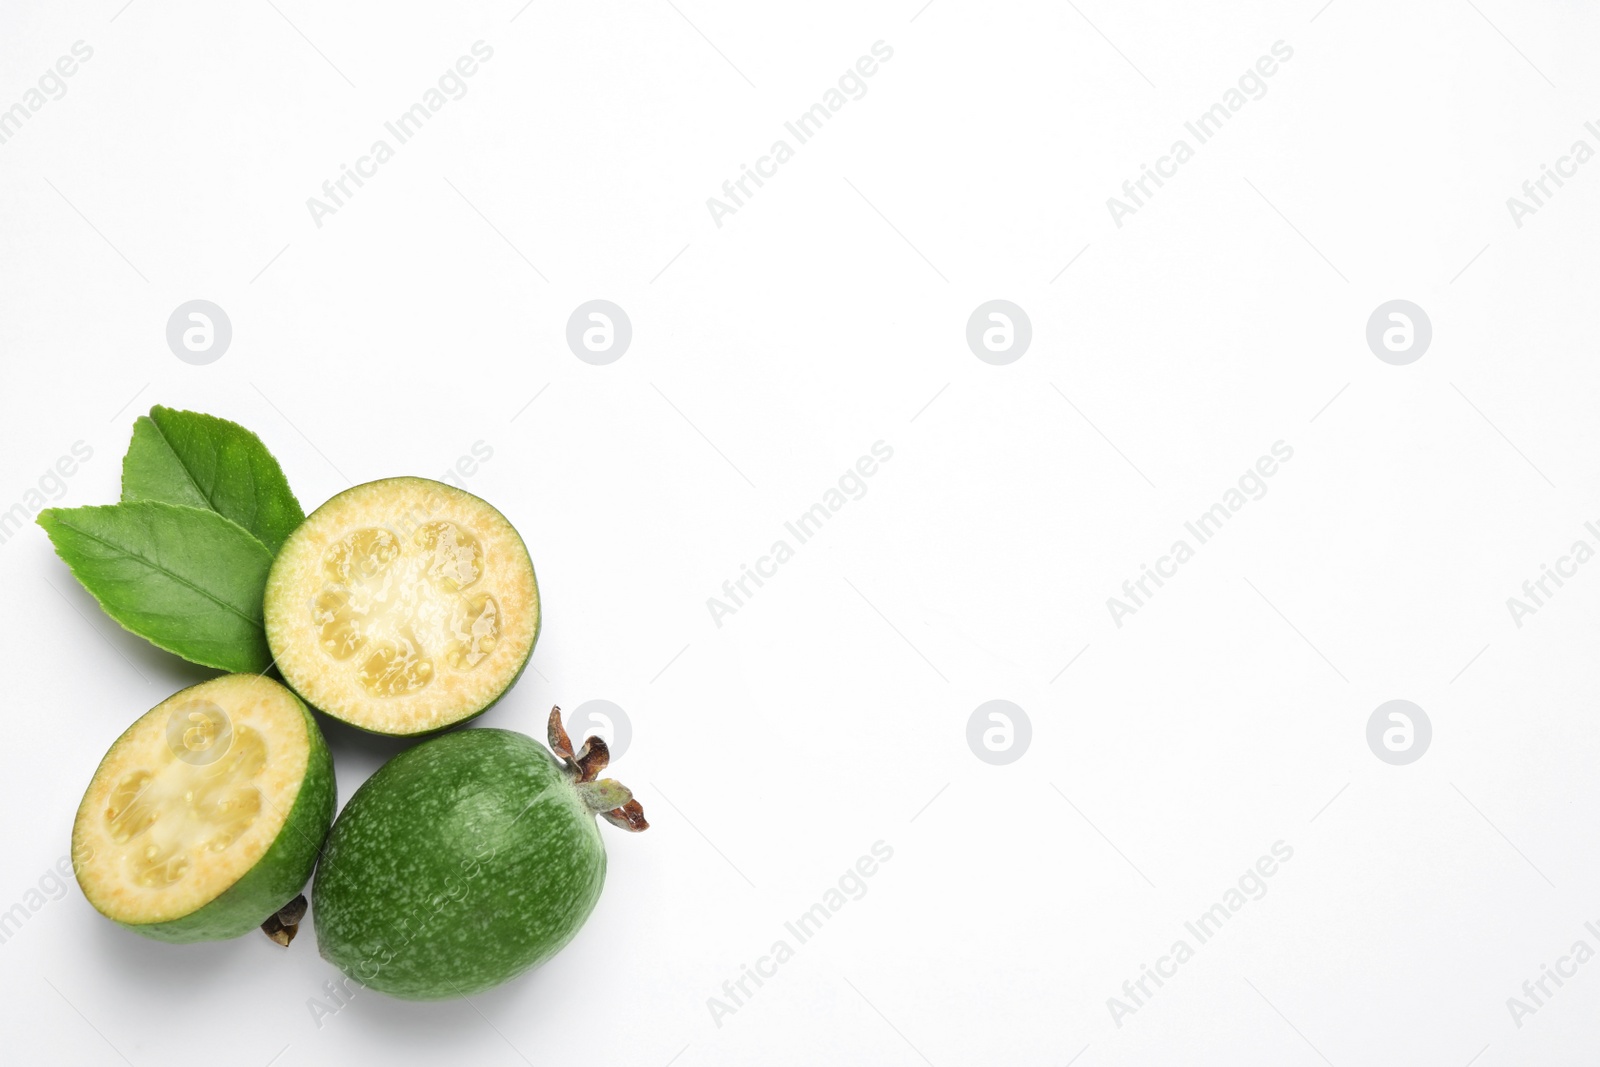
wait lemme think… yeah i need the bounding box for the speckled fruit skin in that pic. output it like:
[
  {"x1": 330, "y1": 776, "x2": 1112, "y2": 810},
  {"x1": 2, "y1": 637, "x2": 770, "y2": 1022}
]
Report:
[
  {"x1": 78, "y1": 686, "x2": 336, "y2": 943},
  {"x1": 312, "y1": 728, "x2": 606, "y2": 999}
]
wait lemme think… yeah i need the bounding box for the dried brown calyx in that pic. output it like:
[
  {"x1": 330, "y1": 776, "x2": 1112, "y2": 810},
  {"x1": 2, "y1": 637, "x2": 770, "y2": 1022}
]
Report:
[
  {"x1": 547, "y1": 707, "x2": 648, "y2": 832},
  {"x1": 261, "y1": 893, "x2": 308, "y2": 946}
]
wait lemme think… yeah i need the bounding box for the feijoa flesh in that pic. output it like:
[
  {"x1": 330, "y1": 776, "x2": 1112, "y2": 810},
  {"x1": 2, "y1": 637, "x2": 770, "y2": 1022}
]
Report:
[
  {"x1": 264, "y1": 477, "x2": 540, "y2": 735},
  {"x1": 72, "y1": 674, "x2": 336, "y2": 943}
]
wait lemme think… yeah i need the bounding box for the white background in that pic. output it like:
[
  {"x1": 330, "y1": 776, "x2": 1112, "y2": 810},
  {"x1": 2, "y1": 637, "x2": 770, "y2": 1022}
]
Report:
[{"x1": 2, "y1": 1, "x2": 1599, "y2": 1064}]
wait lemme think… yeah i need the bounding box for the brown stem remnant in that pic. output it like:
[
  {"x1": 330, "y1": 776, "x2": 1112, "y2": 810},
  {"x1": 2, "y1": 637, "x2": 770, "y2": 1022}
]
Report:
[
  {"x1": 544, "y1": 705, "x2": 648, "y2": 832},
  {"x1": 601, "y1": 799, "x2": 649, "y2": 832},
  {"x1": 261, "y1": 893, "x2": 308, "y2": 946},
  {"x1": 573, "y1": 736, "x2": 609, "y2": 783},
  {"x1": 547, "y1": 706, "x2": 574, "y2": 760}
]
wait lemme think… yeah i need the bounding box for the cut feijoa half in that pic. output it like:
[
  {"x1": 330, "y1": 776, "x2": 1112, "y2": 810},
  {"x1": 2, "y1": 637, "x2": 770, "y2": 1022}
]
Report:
[
  {"x1": 263, "y1": 478, "x2": 540, "y2": 735},
  {"x1": 72, "y1": 674, "x2": 335, "y2": 943},
  {"x1": 313, "y1": 712, "x2": 647, "y2": 999}
]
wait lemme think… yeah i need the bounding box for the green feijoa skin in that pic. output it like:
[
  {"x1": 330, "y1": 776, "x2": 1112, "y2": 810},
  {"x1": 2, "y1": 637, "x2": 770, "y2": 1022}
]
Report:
[
  {"x1": 313, "y1": 712, "x2": 647, "y2": 1000},
  {"x1": 72, "y1": 674, "x2": 336, "y2": 943}
]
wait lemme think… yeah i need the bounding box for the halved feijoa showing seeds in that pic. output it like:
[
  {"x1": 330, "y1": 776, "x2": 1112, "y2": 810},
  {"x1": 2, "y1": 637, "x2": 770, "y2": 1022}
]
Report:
[
  {"x1": 72, "y1": 674, "x2": 335, "y2": 943},
  {"x1": 263, "y1": 478, "x2": 540, "y2": 735}
]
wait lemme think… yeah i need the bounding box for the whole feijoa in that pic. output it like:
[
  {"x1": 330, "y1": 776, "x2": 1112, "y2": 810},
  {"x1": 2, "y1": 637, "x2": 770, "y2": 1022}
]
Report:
[
  {"x1": 72, "y1": 674, "x2": 335, "y2": 943},
  {"x1": 312, "y1": 711, "x2": 646, "y2": 999}
]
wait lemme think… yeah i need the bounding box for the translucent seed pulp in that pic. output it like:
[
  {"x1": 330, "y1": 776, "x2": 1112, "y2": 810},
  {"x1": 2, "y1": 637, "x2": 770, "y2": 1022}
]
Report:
[
  {"x1": 445, "y1": 593, "x2": 500, "y2": 670},
  {"x1": 100, "y1": 727, "x2": 268, "y2": 890},
  {"x1": 416, "y1": 521, "x2": 484, "y2": 591},
  {"x1": 311, "y1": 522, "x2": 502, "y2": 697}
]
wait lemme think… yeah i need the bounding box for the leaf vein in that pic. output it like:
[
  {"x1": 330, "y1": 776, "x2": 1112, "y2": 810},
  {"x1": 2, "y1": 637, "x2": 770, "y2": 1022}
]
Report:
[
  {"x1": 149, "y1": 413, "x2": 225, "y2": 515},
  {"x1": 55, "y1": 518, "x2": 265, "y2": 629}
]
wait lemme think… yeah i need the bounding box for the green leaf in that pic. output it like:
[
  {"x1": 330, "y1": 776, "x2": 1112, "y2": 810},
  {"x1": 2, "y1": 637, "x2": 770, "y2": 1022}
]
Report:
[
  {"x1": 37, "y1": 502, "x2": 275, "y2": 673},
  {"x1": 122, "y1": 406, "x2": 305, "y2": 553}
]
